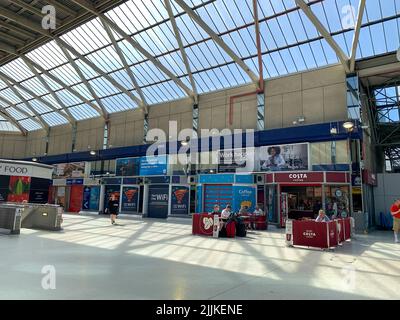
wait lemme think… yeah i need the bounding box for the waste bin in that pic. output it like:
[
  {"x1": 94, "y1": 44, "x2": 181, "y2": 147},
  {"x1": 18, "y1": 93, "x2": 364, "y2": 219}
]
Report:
[{"x1": 0, "y1": 204, "x2": 24, "y2": 235}]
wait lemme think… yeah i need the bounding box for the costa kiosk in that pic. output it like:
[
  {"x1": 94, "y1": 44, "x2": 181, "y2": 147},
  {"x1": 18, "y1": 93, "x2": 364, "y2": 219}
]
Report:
[
  {"x1": 265, "y1": 171, "x2": 351, "y2": 227},
  {"x1": 0, "y1": 159, "x2": 53, "y2": 204}
]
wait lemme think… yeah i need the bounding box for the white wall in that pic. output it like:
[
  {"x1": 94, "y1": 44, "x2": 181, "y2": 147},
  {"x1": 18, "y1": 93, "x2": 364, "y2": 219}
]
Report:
[{"x1": 374, "y1": 173, "x2": 400, "y2": 222}]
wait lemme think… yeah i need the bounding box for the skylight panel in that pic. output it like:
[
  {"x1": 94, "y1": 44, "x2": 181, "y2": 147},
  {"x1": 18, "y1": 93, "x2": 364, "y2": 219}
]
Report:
[
  {"x1": 57, "y1": 89, "x2": 85, "y2": 107},
  {"x1": 29, "y1": 100, "x2": 52, "y2": 114},
  {"x1": 0, "y1": 121, "x2": 19, "y2": 132},
  {"x1": 21, "y1": 77, "x2": 49, "y2": 96},
  {"x1": 49, "y1": 64, "x2": 82, "y2": 87},
  {"x1": 41, "y1": 94, "x2": 63, "y2": 109},
  {"x1": 42, "y1": 112, "x2": 69, "y2": 126},
  {"x1": 101, "y1": 93, "x2": 138, "y2": 113},
  {"x1": 1, "y1": 58, "x2": 34, "y2": 82},
  {"x1": 86, "y1": 47, "x2": 123, "y2": 73},
  {"x1": 19, "y1": 118, "x2": 42, "y2": 131},
  {"x1": 1, "y1": 88, "x2": 23, "y2": 105},
  {"x1": 88, "y1": 77, "x2": 122, "y2": 98},
  {"x1": 69, "y1": 104, "x2": 100, "y2": 120},
  {"x1": 26, "y1": 40, "x2": 68, "y2": 70}
]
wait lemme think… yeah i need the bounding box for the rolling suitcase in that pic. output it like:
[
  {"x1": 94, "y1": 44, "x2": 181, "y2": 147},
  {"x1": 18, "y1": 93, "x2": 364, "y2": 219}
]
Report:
[
  {"x1": 236, "y1": 221, "x2": 247, "y2": 237},
  {"x1": 226, "y1": 220, "x2": 236, "y2": 238}
]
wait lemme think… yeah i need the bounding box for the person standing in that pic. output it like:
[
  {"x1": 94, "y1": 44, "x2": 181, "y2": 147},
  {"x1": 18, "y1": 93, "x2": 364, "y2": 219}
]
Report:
[
  {"x1": 390, "y1": 199, "x2": 400, "y2": 243},
  {"x1": 108, "y1": 194, "x2": 120, "y2": 225},
  {"x1": 209, "y1": 204, "x2": 220, "y2": 215},
  {"x1": 251, "y1": 205, "x2": 264, "y2": 230}
]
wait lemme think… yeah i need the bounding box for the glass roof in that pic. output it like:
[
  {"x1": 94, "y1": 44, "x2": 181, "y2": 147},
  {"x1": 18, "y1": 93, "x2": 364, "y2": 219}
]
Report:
[{"x1": 0, "y1": 0, "x2": 399, "y2": 132}]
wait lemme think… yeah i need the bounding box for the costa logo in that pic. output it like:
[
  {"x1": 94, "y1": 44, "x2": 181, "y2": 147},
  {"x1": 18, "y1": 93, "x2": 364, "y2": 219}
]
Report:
[
  {"x1": 289, "y1": 173, "x2": 308, "y2": 179},
  {"x1": 303, "y1": 230, "x2": 316, "y2": 238},
  {"x1": 202, "y1": 217, "x2": 214, "y2": 230}
]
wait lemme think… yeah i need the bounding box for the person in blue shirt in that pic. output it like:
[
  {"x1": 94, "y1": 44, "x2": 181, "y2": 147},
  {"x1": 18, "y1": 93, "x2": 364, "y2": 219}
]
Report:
[{"x1": 315, "y1": 209, "x2": 330, "y2": 222}]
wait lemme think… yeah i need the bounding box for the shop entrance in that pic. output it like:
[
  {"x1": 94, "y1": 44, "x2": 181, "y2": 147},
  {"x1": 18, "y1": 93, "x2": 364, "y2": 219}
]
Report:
[{"x1": 280, "y1": 185, "x2": 323, "y2": 221}]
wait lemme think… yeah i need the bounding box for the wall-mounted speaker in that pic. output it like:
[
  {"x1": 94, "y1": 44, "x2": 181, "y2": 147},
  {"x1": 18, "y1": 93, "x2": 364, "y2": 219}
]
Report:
[{"x1": 256, "y1": 174, "x2": 265, "y2": 184}]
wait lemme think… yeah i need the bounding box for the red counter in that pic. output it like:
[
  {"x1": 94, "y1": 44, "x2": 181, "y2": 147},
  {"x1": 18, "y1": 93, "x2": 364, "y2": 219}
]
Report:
[
  {"x1": 192, "y1": 213, "x2": 220, "y2": 236},
  {"x1": 337, "y1": 218, "x2": 351, "y2": 242},
  {"x1": 286, "y1": 219, "x2": 338, "y2": 249}
]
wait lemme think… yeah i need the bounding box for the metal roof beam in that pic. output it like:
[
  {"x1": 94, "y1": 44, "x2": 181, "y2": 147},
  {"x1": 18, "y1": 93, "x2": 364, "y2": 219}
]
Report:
[
  {"x1": 350, "y1": 0, "x2": 366, "y2": 73},
  {"x1": 57, "y1": 42, "x2": 109, "y2": 119},
  {"x1": 0, "y1": 19, "x2": 36, "y2": 39},
  {"x1": 21, "y1": 56, "x2": 77, "y2": 126},
  {"x1": 164, "y1": 0, "x2": 198, "y2": 102},
  {"x1": 11, "y1": 0, "x2": 56, "y2": 21},
  {"x1": 0, "y1": 31, "x2": 25, "y2": 46},
  {"x1": 0, "y1": 6, "x2": 51, "y2": 36},
  {"x1": 173, "y1": 0, "x2": 259, "y2": 84},
  {"x1": 0, "y1": 70, "x2": 71, "y2": 126},
  {"x1": 0, "y1": 96, "x2": 27, "y2": 134},
  {"x1": 0, "y1": 42, "x2": 16, "y2": 54},
  {"x1": 100, "y1": 19, "x2": 149, "y2": 114},
  {"x1": 55, "y1": 36, "x2": 143, "y2": 110},
  {"x1": 69, "y1": 0, "x2": 195, "y2": 99},
  {"x1": 0, "y1": 77, "x2": 50, "y2": 132},
  {"x1": 0, "y1": 109, "x2": 26, "y2": 134},
  {"x1": 42, "y1": 0, "x2": 78, "y2": 16},
  {"x1": 295, "y1": 0, "x2": 350, "y2": 73},
  {"x1": 21, "y1": 52, "x2": 106, "y2": 120}
]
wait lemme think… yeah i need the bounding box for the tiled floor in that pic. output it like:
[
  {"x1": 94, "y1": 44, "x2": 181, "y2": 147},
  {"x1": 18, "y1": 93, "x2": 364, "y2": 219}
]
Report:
[{"x1": 0, "y1": 214, "x2": 399, "y2": 300}]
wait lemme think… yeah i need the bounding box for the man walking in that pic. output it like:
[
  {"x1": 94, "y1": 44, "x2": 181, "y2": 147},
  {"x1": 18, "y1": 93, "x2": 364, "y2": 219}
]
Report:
[{"x1": 390, "y1": 199, "x2": 400, "y2": 243}]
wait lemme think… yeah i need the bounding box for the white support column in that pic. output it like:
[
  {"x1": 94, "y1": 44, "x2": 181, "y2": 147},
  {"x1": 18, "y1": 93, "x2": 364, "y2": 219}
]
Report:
[{"x1": 350, "y1": 0, "x2": 366, "y2": 72}]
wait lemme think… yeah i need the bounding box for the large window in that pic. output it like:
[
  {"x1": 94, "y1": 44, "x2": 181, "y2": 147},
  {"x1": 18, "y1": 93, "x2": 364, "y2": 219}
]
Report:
[{"x1": 311, "y1": 141, "x2": 349, "y2": 168}]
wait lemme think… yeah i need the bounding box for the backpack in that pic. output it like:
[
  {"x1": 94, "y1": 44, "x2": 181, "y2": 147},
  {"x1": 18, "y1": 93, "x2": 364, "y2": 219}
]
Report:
[{"x1": 236, "y1": 221, "x2": 247, "y2": 237}]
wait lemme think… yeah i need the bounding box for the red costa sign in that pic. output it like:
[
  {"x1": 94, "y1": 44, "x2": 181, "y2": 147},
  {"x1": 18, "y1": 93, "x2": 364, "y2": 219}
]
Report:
[{"x1": 274, "y1": 172, "x2": 324, "y2": 183}]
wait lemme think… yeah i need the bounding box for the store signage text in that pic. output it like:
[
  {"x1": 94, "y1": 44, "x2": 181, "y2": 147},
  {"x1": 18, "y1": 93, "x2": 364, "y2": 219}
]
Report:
[
  {"x1": 0, "y1": 164, "x2": 31, "y2": 176},
  {"x1": 303, "y1": 230, "x2": 316, "y2": 238}
]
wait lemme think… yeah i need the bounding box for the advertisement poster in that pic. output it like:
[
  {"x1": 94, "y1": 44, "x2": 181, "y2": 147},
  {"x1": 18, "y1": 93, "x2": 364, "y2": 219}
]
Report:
[
  {"x1": 218, "y1": 148, "x2": 253, "y2": 173},
  {"x1": 0, "y1": 175, "x2": 10, "y2": 202},
  {"x1": 29, "y1": 190, "x2": 49, "y2": 203},
  {"x1": 69, "y1": 185, "x2": 83, "y2": 213},
  {"x1": 259, "y1": 143, "x2": 309, "y2": 172},
  {"x1": 53, "y1": 162, "x2": 85, "y2": 178},
  {"x1": 82, "y1": 186, "x2": 91, "y2": 210},
  {"x1": 352, "y1": 174, "x2": 362, "y2": 187},
  {"x1": 7, "y1": 176, "x2": 31, "y2": 202},
  {"x1": 139, "y1": 155, "x2": 168, "y2": 176},
  {"x1": 56, "y1": 187, "x2": 66, "y2": 207},
  {"x1": 233, "y1": 185, "x2": 256, "y2": 213},
  {"x1": 115, "y1": 157, "x2": 140, "y2": 176},
  {"x1": 29, "y1": 178, "x2": 51, "y2": 204},
  {"x1": 121, "y1": 186, "x2": 139, "y2": 213},
  {"x1": 171, "y1": 186, "x2": 189, "y2": 215},
  {"x1": 89, "y1": 186, "x2": 100, "y2": 210},
  {"x1": 148, "y1": 185, "x2": 169, "y2": 219}
]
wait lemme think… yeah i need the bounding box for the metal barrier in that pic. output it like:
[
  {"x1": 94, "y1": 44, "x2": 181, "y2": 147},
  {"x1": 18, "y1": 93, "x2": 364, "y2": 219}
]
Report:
[
  {"x1": 0, "y1": 203, "x2": 63, "y2": 234},
  {"x1": 0, "y1": 204, "x2": 23, "y2": 235}
]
